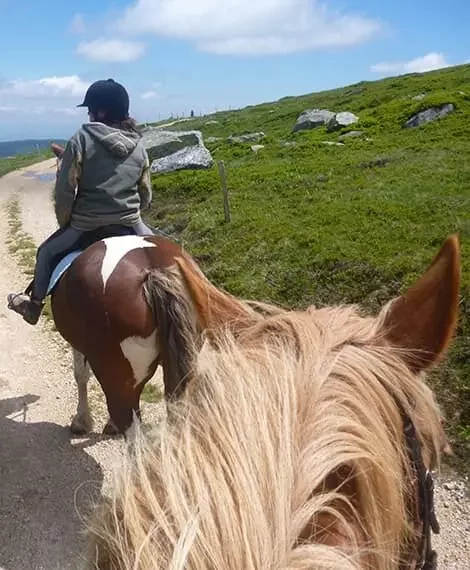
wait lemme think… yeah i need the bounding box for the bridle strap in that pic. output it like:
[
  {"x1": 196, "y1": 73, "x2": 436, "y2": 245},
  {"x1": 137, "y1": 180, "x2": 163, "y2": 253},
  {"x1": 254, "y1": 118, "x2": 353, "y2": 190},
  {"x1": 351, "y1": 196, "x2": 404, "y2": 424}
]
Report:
[{"x1": 401, "y1": 412, "x2": 440, "y2": 570}]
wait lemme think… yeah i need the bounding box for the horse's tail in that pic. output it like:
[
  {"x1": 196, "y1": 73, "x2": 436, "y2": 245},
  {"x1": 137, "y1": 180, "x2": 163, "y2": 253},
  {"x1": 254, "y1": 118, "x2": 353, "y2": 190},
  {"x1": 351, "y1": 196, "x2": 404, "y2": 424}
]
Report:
[{"x1": 143, "y1": 263, "x2": 200, "y2": 400}]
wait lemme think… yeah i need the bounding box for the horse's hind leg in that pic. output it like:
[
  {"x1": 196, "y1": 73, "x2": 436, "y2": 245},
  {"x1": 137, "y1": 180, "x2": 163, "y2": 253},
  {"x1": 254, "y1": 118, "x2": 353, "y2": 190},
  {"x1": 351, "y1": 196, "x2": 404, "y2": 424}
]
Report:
[{"x1": 70, "y1": 348, "x2": 93, "y2": 434}]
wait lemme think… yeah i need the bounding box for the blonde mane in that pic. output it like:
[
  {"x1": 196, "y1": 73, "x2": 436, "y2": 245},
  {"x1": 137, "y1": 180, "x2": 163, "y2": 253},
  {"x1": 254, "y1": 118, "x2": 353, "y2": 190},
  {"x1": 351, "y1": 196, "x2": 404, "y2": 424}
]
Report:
[{"x1": 86, "y1": 302, "x2": 447, "y2": 569}]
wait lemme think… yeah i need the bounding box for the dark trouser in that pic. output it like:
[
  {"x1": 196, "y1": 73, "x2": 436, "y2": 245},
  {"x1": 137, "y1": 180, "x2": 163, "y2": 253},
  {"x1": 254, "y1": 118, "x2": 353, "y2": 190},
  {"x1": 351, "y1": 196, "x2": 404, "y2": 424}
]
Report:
[{"x1": 31, "y1": 221, "x2": 154, "y2": 301}]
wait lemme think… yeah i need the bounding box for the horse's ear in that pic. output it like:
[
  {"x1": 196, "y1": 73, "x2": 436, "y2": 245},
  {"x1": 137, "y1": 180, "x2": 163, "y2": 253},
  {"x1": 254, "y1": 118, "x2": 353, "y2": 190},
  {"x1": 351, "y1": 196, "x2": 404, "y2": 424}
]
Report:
[
  {"x1": 175, "y1": 256, "x2": 256, "y2": 333},
  {"x1": 50, "y1": 143, "x2": 64, "y2": 158},
  {"x1": 382, "y1": 234, "x2": 461, "y2": 372}
]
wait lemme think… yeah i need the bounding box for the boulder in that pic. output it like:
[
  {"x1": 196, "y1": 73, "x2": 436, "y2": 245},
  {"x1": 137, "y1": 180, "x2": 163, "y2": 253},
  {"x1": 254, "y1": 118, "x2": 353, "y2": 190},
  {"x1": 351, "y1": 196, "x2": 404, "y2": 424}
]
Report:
[
  {"x1": 326, "y1": 111, "x2": 359, "y2": 132},
  {"x1": 338, "y1": 130, "x2": 364, "y2": 140},
  {"x1": 404, "y1": 104, "x2": 455, "y2": 128},
  {"x1": 141, "y1": 128, "x2": 213, "y2": 173},
  {"x1": 293, "y1": 109, "x2": 335, "y2": 132},
  {"x1": 321, "y1": 141, "x2": 344, "y2": 146},
  {"x1": 251, "y1": 144, "x2": 265, "y2": 152},
  {"x1": 228, "y1": 132, "x2": 265, "y2": 143}
]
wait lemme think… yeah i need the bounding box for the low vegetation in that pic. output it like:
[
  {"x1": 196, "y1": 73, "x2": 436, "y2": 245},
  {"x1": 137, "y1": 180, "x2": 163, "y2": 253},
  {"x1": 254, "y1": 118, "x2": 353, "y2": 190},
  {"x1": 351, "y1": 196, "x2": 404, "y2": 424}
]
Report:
[
  {"x1": 145, "y1": 64, "x2": 470, "y2": 469},
  {"x1": 0, "y1": 150, "x2": 53, "y2": 178}
]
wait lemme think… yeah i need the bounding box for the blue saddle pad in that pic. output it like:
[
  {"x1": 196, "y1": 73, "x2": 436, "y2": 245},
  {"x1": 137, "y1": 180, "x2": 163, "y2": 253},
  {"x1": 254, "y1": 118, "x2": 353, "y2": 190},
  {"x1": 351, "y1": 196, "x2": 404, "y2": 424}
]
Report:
[{"x1": 46, "y1": 250, "x2": 83, "y2": 296}]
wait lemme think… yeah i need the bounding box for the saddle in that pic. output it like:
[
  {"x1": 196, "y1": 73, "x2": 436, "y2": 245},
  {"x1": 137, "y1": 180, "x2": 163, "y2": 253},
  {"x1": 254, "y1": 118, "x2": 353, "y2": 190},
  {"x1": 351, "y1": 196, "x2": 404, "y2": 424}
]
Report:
[{"x1": 25, "y1": 224, "x2": 140, "y2": 298}]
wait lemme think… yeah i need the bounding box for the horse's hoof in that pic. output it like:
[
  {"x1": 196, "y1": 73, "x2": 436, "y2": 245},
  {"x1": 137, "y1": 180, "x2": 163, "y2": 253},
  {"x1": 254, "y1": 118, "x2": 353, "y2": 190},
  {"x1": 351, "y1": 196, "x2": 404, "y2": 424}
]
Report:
[
  {"x1": 70, "y1": 413, "x2": 93, "y2": 435},
  {"x1": 102, "y1": 419, "x2": 120, "y2": 436}
]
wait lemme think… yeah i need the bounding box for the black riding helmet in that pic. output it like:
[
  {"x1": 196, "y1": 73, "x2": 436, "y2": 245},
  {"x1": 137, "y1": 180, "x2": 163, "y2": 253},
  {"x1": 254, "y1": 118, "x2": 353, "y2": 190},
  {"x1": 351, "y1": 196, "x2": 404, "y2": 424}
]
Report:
[{"x1": 77, "y1": 78, "x2": 130, "y2": 122}]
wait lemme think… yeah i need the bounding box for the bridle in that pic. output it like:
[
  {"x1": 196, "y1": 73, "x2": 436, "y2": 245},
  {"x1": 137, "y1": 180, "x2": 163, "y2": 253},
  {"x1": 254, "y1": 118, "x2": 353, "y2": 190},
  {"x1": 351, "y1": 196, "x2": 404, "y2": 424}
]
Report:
[{"x1": 400, "y1": 407, "x2": 440, "y2": 570}]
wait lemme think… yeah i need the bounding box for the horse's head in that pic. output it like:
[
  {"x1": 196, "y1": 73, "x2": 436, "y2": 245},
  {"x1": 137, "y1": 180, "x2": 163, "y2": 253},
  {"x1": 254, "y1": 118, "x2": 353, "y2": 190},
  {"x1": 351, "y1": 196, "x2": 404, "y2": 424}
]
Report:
[
  {"x1": 175, "y1": 234, "x2": 460, "y2": 564},
  {"x1": 86, "y1": 235, "x2": 461, "y2": 569},
  {"x1": 50, "y1": 143, "x2": 65, "y2": 177}
]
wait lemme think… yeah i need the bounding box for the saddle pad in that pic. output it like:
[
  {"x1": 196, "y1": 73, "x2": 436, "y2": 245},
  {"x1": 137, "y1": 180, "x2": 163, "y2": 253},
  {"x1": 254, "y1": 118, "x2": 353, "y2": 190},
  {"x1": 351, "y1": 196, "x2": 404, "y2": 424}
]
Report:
[{"x1": 46, "y1": 250, "x2": 83, "y2": 296}]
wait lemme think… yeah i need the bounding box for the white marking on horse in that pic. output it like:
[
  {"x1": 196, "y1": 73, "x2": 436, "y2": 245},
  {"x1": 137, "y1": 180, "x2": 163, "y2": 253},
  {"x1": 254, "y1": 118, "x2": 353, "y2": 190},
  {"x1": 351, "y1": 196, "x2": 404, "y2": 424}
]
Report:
[
  {"x1": 101, "y1": 236, "x2": 156, "y2": 290},
  {"x1": 120, "y1": 329, "x2": 159, "y2": 387}
]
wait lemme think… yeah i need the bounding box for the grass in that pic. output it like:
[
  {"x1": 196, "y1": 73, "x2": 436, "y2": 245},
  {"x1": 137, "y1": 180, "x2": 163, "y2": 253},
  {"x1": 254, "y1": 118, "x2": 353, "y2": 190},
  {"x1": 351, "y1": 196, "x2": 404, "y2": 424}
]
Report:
[
  {"x1": 145, "y1": 63, "x2": 470, "y2": 470},
  {"x1": 0, "y1": 149, "x2": 53, "y2": 178},
  {"x1": 141, "y1": 383, "x2": 164, "y2": 404}
]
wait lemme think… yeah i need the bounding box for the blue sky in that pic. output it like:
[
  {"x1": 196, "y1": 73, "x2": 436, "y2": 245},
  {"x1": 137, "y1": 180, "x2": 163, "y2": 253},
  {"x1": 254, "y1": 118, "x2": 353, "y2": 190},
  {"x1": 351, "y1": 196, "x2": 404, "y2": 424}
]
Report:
[{"x1": 0, "y1": 0, "x2": 468, "y2": 140}]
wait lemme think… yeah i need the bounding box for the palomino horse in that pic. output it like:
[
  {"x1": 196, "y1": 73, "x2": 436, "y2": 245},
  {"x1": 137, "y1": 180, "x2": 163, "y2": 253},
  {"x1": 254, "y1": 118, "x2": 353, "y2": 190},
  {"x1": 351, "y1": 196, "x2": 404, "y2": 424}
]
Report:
[
  {"x1": 45, "y1": 144, "x2": 255, "y2": 435},
  {"x1": 86, "y1": 235, "x2": 460, "y2": 569}
]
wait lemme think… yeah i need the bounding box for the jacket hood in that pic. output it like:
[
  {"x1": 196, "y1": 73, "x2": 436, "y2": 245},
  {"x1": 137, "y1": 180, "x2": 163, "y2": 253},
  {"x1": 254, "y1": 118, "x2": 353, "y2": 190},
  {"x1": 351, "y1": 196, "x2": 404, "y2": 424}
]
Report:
[{"x1": 82, "y1": 122, "x2": 141, "y2": 157}]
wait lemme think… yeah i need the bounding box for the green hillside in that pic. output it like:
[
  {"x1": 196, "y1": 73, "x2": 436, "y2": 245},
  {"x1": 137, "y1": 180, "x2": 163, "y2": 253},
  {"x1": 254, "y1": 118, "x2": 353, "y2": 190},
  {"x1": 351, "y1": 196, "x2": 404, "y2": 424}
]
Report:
[
  {"x1": 0, "y1": 149, "x2": 53, "y2": 178},
  {"x1": 145, "y1": 63, "x2": 470, "y2": 468}
]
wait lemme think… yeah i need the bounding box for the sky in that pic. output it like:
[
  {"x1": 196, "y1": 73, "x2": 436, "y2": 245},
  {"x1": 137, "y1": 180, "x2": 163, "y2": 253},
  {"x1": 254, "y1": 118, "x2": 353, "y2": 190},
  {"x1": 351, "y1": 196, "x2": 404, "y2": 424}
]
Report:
[{"x1": 0, "y1": 0, "x2": 469, "y2": 141}]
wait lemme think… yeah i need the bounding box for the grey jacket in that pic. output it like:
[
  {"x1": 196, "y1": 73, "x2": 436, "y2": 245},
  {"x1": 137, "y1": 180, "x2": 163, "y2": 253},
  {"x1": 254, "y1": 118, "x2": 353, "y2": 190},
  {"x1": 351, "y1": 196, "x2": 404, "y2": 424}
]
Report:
[{"x1": 54, "y1": 122, "x2": 152, "y2": 231}]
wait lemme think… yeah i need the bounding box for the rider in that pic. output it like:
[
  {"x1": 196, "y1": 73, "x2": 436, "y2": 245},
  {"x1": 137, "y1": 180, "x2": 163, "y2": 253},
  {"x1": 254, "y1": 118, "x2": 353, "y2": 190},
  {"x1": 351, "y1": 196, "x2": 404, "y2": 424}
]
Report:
[{"x1": 7, "y1": 78, "x2": 154, "y2": 325}]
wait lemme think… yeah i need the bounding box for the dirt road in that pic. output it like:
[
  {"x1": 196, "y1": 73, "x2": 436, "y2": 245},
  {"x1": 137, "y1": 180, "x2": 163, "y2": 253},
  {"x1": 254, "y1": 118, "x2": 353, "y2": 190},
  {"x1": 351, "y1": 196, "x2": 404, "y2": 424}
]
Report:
[{"x1": 0, "y1": 160, "x2": 468, "y2": 569}]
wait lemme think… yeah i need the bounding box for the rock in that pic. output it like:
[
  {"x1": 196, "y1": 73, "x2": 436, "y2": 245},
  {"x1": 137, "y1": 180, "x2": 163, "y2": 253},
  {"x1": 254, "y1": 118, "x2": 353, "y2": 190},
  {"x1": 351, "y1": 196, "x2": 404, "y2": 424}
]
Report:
[
  {"x1": 141, "y1": 128, "x2": 213, "y2": 174},
  {"x1": 251, "y1": 145, "x2": 265, "y2": 152},
  {"x1": 321, "y1": 141, "x2": 344, "y2": 146},
  {"x1": 206, "y1": 136, "x2": 222, "y2": 143},
  {"x1": 280, "y1": 141, "x2": 297, "y2": 147},
  {"x1": 205, "y1": 120, "x2": 219, "y2": 125},
  {"x1": 412, "y1": 93, "x2": 426, "y2": 101},
  {"x1": 339, "y1": 130, "x2": 364, "y2": 140},
  {"x1": 292, "y1": 109, "x2": 335, "y2": 132},
  {"x1": 326, "y1": 111, "x2": 359, "y2": 132},
  {"x1": 228, "y1": 132, "x2": 265, "y2": 143},
  {"x1": 360, "y1": 156, "x2": 392, "y2": 169},
  {"x1": 404, "y1": 103, "x2": 455, "y2": 128}
]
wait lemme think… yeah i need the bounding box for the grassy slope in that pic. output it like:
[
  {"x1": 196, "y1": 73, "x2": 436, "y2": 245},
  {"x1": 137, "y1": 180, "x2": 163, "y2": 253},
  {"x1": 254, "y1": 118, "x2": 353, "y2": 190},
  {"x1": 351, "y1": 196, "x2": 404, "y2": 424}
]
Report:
[
  {"x1": 145, "y1": 64, "x2": 470, "y2": 468},
  {"x1": 0, "y1": 150, "x2": 53, "y2": 178}
]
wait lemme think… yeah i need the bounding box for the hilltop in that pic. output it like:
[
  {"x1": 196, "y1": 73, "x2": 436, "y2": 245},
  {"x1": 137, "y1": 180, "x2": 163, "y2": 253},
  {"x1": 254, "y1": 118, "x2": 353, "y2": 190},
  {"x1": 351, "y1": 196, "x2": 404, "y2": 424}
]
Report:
[
  {"x1": 0, "y1": 138, "x2": 67, "y2": 159},
  {"x1": 145, "y1": 63, "x2": 470, "y2": 467}
]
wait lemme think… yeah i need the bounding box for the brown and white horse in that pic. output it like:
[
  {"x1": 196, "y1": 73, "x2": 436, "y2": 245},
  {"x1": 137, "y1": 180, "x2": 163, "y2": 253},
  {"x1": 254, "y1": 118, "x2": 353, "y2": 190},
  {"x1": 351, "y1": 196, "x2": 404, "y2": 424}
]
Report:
[
  {"x1": 47, "y1": 144, "x2": 255, "y2": 436},
  {"x1": 86, "y1": 235, "x2": 460, "y2": 569}
]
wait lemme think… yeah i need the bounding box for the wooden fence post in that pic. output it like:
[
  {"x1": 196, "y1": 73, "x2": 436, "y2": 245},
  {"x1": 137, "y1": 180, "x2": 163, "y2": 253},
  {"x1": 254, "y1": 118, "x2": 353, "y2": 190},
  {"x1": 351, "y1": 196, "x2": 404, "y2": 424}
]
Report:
[{"x1": 217, "y1": 160, "x2": 231, "y2": 223}]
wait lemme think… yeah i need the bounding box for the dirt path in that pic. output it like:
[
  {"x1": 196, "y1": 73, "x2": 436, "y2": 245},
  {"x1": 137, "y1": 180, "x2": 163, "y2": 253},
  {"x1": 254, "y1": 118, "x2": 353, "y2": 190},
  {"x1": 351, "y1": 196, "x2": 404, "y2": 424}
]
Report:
[{"x1": 0, "y1": 160, "x2": 468, "y2": 569}]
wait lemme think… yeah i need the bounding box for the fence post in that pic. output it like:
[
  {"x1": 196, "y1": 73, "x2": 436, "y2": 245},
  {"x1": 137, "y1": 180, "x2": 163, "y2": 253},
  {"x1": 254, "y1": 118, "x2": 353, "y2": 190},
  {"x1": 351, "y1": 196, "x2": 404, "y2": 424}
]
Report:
[{"x1": 217, "y1": 160, "x2": 231, "y2": 223}]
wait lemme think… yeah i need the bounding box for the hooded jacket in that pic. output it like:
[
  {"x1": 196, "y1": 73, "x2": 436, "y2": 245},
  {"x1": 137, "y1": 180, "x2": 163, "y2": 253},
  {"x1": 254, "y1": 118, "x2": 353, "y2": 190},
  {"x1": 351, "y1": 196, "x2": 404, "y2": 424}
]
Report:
[{"x1": 54, "y1": 122, "x2": 152, "y2": 231}]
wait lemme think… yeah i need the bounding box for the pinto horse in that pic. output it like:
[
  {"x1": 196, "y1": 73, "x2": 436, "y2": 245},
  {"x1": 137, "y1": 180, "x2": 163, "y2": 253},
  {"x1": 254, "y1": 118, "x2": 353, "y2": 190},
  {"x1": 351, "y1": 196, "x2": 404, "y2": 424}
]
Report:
[
  {"x1": 86, "y1": 235, "x2": 460, "y2": 569},
  {"x1": 46, "y1": 144, "x2": 250, "y2": 435}
]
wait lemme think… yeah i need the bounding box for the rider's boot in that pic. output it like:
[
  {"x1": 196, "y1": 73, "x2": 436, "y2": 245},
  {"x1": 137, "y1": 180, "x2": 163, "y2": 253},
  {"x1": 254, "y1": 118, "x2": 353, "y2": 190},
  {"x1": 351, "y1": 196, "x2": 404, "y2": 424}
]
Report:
[{"x1": 7, "y1": 293, "x2": 44, "y2": 325}]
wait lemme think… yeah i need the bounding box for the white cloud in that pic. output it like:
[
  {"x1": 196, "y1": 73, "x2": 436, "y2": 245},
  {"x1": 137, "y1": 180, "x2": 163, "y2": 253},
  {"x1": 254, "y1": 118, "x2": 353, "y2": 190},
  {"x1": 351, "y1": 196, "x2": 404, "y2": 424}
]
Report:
[
  {"x1": 115, "y1": 0, "x2": 383, "y2": 55},
  {"x1": 0, "y1": 105, "x2": 80, "y2": 116},
  {"x1": 0, "y1": 75, "x2": 89, "y2": 98},
  {"x1": 70, "y1": 13, "x2": 87, "y2": 34},
  {"x1": 76, "y1": 38, "x2": 145, "y2": 62},
  {"x1": 370, "y1": 52, "x2": 450, "y2": 75},
  {"x1": 141, "y1": 90, "x2": 158, "y2": 100}
]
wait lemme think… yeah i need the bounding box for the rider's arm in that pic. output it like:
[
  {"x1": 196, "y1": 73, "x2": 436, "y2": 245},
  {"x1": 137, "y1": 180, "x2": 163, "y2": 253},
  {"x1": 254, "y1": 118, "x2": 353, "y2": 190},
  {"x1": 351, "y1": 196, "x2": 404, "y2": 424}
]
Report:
[
  {"x1": 137, "y1": 150, "x2": 152, "y2": 211},
  {"x1": 54, "y1": 139, "x2": 82, "y2": 228}
]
